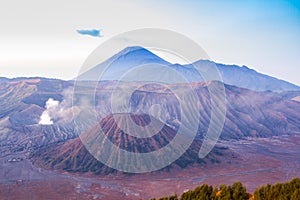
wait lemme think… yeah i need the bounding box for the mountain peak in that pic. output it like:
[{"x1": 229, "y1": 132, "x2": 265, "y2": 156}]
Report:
[
  {"x1": 110, "y1": 46, "x2": 146, "y2": 59},
  {"x1": 112, "y1": 46, "x2": 169, "y2": 64},
  {"x1": 78, "y1": 46, "x2": 170, "y2": 81},
  {"x1": 120, "y1": 45, "x2": 145, "y2": 53},
  {"x1": 77, "y1": 46, "x2": 300, "y2": 92}
]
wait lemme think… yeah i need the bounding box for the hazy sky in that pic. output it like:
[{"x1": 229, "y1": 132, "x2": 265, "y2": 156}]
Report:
[{"x1": 0, "y1": 0, "x2": 299, "y2": 85}]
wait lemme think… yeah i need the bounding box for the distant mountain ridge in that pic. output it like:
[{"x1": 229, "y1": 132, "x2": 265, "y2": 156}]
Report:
[
  {"x1": 2, "y1": 46, "x2": 299, "y2": 92},
  {"x1": 78, "y1": 46, "x2": 300, "y2": 92}
]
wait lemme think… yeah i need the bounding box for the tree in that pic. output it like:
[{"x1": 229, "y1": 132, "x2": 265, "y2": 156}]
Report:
[
  {"x1": 291, "y1": 188, "x2": 300, "y2": 200},
  {"x1": 155, "y1": 177, "x2": 300, "y2": 200},
  {"x1": 232, "y1": 182, "x2": 248, "y2": 200}
]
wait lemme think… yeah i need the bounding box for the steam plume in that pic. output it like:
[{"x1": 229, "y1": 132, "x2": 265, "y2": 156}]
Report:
[
  {"x1": 39, "y1": 87, "x2": 74, "y2": 125},
  {"x1": 39, "y1": 98, "x2": 59, "y2": 125}
]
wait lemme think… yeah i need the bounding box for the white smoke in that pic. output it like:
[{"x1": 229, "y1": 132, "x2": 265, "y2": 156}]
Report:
[
  {"x1": 39, "y1": 87, "x2": 76, "y2": 125},
  {"x1": 39, "y1": 98, "x2": 60, "y2": 125}
]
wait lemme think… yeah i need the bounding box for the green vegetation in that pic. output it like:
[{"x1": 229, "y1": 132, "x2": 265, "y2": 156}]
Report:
[
  {"x1": 254, "y1": 178, "x2": 300, "y2": 200},
  {"x1": 152, "y1": 178, "x2": 300, "y2": 200}
]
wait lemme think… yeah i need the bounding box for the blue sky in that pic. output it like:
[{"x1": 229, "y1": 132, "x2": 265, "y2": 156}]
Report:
[
  {"x1": 159, "y1": 0, "x2": 300, "y2": 84},
  {"x1": 0, "y1": 0, "x2": 299, "y2": 85}
]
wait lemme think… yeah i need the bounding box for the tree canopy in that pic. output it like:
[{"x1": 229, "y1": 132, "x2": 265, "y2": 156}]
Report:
[{"x1": 152, "y1": 177, "x2": 300, "y2": 200}]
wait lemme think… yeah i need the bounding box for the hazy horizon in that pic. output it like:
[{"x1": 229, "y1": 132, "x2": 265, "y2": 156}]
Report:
[
  {"x1": 1, "y1": 45, "x2": 299, "y2": 88},
  {"x1": 0, "y1": 1, "x2": 299, "y2": 85}
]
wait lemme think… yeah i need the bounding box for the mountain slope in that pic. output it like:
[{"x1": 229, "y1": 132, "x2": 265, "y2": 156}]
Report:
[
  {"x1": 78, "y1": 46, "x2": 170, "y2": 81},
  {"x1": 77, "y1": 46, "x2": 300, "y2": 92},
  {"x1": 208, "y1": 61, "x2": 299, "y2": 92},
  {"x1": 30, "y1": 80, "x2": 300, "y2": 174},
  {"x1": 0, "y1": 79, "x2": 77, "y2": 157},
  {"x1": 2, "y1": 78, "x2": 300, "y2": 155},
  {"x1": 31, "y1": 113, "x2": 234, "y2": 174}
]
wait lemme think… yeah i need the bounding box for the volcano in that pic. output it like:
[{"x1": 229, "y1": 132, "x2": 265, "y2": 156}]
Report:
[
  {"x1": 31, "y1": 113, "x2": 234, "y2": 174},
  {"x1": 78, "y1": 46, "x2": 300, "y2": 92}
]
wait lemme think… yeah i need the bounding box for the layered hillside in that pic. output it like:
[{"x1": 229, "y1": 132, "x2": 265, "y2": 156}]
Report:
[
  {"x1": 30, "y1": 81, "x2": 300, "y2": 174},
  {"x1": 31, "y1": 113, "x2": 234, "y2": 174}
]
